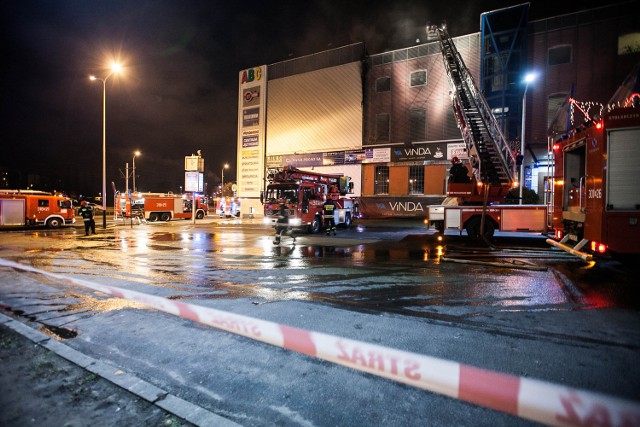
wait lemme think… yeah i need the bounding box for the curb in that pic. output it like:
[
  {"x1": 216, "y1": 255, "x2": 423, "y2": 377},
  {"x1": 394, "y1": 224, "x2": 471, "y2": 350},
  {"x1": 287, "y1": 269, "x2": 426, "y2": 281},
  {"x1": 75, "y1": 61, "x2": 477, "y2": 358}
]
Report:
[{"x1": 0, "y1": 313, "x2": 241, "y2": 427}]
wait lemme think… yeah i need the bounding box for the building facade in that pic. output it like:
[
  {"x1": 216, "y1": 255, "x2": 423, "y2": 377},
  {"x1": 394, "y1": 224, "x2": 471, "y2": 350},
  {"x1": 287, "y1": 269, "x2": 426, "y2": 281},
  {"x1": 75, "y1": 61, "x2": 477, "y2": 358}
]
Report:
[{"x1": 236, "y1": 1, "x2": 640, "y2": 218}]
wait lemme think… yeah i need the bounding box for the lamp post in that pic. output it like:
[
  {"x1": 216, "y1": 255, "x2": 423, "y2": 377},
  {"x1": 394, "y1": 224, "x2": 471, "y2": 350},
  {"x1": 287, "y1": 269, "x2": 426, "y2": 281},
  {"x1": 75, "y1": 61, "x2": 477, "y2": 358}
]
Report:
[
  {"x1": 520, "y1": 72, "x2": 537, "y2": 205},
  {"x1": 90, "y1": 63, "x2": 122, "y2": 228},
  {"x1": 132, "y1": 150, "x2": 141, "y2": 193},
  {"x1": 221, "y1": 163, "x2": 229, "y2": 196}
]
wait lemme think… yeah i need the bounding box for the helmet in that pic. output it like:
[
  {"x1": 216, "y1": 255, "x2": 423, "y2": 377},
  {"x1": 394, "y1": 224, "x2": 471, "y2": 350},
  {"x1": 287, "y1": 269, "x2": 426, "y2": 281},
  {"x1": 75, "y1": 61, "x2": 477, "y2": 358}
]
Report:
[
  {"x1": 81, "y1": 200, "x2": 87, "y2": 206},
  {"x1": 451, "y1": 156, "x2": 459, "y2": 163}
]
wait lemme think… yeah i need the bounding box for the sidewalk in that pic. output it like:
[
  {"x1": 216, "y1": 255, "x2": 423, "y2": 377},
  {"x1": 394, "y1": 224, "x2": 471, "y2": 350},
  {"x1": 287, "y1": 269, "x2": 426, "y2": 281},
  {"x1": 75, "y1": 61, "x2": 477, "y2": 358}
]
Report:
[{"x1": 0, "y1": 314, "x2": 239, "y2": 426}]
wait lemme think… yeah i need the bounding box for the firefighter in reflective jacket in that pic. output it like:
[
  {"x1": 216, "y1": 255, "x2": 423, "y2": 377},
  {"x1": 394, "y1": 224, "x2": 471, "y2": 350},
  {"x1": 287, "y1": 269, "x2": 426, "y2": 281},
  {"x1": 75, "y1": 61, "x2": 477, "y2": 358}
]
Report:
[
  {"x1": 78, "y1": 200, "x2": 96, "y2": 236},
  {"x1": 323, "y1": 196, "x2": 337, "y2": 236}
]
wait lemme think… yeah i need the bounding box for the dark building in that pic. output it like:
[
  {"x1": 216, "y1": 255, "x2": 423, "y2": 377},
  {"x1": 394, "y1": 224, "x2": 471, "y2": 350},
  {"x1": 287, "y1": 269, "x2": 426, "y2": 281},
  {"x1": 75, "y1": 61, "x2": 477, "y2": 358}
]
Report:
[{"x1": 238, "y1": 2, "x2": 640, "y2": 217}]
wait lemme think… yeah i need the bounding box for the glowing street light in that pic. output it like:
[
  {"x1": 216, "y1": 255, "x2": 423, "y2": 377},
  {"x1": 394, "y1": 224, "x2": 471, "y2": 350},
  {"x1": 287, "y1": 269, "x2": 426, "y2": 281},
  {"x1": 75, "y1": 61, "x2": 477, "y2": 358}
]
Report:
[
  {"x1": 132, "y1": 150, "x2": 141, "y2": 193},
  {"x1": 221, "y1": 163, "x2": 229, "y2": 196},
  {"x1": 520, "y1": 72, "x2": 537, "y2": 205},
  {"x1": 89, "y1": 62, "x2": 122, "y2": 228}
]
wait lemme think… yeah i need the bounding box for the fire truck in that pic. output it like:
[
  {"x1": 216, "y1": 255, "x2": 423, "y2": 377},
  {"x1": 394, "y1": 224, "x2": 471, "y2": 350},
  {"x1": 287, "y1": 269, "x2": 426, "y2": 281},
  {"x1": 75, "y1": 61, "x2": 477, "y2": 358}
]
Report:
[
  {"x1": 547, "y1": 104, "x2": 640, "y2": 259},
  {"x1": 216, "y1": 196, "x2": 241, "y2": 218},
  {"x1": 0, "y1": 190, "x2": 75, "y2": 228},
  {"x1": 116, "y1": 193, "x2": 208, "y2": 222},
  {"x1": 261, "y1": 166, "x2": 355, "y2": 233},
  {"x1": 424, "y1": 24, "x2": 547, "y2": 239}
]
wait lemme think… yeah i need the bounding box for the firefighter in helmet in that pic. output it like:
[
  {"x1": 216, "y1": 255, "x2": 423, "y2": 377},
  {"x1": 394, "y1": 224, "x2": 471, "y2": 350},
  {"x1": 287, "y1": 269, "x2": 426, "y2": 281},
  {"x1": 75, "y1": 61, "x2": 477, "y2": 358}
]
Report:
[
  {"x1": 274, "y1": 203, "x2": 295, "y2": 245},
  {"x1": 323, "y1": 195, "x2": 337, "y2": 236},
  {"x1": 78, "y1": 200, "x2": 96, "y2": 236},
  {"x1": 449, "y1": 156, "x2": 470, "y2": 183}
]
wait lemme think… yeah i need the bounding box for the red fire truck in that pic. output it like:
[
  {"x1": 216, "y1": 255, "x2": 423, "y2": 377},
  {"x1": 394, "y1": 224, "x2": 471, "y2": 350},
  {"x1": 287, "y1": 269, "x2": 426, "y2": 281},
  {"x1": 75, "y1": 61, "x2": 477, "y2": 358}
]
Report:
[
  {"x1": 116, "y1": 193, "x2": 208, "y2": 222},
  {"x1": 424, "y1": 24, "x2": 548, "y2": 239},
  {"x1": 261, "y1": 166, "x2": 355, "y2": 233},
  {"x1": 0, "y1": 190, "x2": 75, "y2": 228},
  {"x1": 547, "y1": 104, "x2": 640, "y2": 259}
]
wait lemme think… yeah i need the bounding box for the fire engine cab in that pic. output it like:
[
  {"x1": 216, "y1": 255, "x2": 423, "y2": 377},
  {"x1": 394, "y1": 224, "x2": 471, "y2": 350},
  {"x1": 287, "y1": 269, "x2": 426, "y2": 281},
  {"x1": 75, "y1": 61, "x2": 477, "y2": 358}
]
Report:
[
  {"x1": 261, "y1": 166, "x2": 355, "y2": 233},
  {"x1": 547, "y1": 104, "x2": 640, "y2": 259}
]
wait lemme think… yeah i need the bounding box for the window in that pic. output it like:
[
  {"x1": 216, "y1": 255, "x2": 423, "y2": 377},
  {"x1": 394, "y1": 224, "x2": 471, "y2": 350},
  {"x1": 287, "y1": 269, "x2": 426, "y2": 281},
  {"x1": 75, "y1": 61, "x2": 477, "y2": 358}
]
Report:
[
  {"x1": 374, "y1": 166, "x2": 389, "y2": 194},
  {"x1": 618, "y1": 33, "x2": 640, "y2": 55},
  {"x1": 376, "y1": 113, "x2": 390, "y2": 142},
  {"x1": 37, "y1": 199, "x2": 49, "y2": 207},
  {"x1": 408, "y1": 166, "x2": 424, "y2": 194},
  {"x1": 409, "y1": 109, "x2": 426, "y2": 142},
  {"x1": 376, "y1": 77, "x2": 391, "y2": 92},
  {"x1": 548, "y1": 45, "x2": 572, "y2": 66},
  {"x1": 547, "y1": 93, "x2": 569, "y2": 132},
  {"x1": 410, "y1": 70, "x2": 426, "y2": 87}
]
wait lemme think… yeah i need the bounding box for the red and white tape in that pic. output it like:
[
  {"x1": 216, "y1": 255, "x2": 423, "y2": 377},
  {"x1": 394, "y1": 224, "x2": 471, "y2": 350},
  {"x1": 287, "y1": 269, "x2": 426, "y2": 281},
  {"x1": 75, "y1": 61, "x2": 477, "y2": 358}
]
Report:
[{"x1": 1, "y1": 258, "x2": 638, "y2": 426}]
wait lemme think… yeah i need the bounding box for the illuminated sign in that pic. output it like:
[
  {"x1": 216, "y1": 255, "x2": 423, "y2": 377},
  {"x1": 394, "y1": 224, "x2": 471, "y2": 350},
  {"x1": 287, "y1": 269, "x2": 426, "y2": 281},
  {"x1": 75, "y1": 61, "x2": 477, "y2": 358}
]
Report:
[{"x1": 241, "y1": 67, "x2": 263, "y2": 84}]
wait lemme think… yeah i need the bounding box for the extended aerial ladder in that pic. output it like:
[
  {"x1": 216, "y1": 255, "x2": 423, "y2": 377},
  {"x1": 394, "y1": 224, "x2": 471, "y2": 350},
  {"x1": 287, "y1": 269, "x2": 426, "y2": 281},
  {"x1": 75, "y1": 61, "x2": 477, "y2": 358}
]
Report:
[{"x1": 427, "y1": 24, "x2": 517, "y2": 203}]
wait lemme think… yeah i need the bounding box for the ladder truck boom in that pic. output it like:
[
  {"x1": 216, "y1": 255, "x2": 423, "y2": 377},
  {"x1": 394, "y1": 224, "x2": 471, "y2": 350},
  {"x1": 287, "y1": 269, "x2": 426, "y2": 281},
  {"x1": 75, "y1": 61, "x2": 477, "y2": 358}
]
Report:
[
  {"x1": 424, "y1": 24, "x2": 546, "y2": 239},
  {"x1": 428, "y1": 24, "x2": 517, "y2": 193}
]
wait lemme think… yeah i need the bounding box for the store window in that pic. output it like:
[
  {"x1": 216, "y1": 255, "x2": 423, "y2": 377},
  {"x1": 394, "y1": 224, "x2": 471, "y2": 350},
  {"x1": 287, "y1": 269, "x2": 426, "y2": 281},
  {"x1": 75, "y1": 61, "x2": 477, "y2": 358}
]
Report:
[
  {"x1": 376, "y1": 113, "x2": 390, "y2": 142},
  {"x1": 410, "y1": 70, "x2": 426, "y2": 87},
  {"x1": 376, "y1": 76, "x2": 391, "y2": 92},
  {"x1": 408, "y1": 166, "x2": 424, "y2": 194},
  {"x1": 374, "y1": 166, "x2": 389, "y2": 194},
  {"x1": 548, "y1": 45, "x2": 572, "y2": 66}
]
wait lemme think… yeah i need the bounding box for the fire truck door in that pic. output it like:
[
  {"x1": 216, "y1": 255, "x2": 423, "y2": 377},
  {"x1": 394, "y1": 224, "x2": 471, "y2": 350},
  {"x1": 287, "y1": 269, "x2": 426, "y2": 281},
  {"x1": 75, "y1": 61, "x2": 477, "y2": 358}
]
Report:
[{"x1": 562, "y1": 141, "x2": 586, "y2": 223}]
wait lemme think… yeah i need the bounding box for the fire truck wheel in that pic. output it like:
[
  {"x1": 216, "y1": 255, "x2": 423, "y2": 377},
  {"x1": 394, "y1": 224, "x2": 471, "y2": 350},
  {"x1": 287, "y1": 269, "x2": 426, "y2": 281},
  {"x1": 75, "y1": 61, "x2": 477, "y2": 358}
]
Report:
[
  {"x1": 46, "y1": 217, "x2": 62, "y2": 228},
  {"x1": 309, "y1": 216, "x2": 321, "y2": 234},
  {"x1": 148, "y1": 213, "x2": 158, "y2": 222},
  {"x1": 160, "y1": 212, "x2": 171, "y2": 222},
  {"x1": 344, "y1": 213, "x2": 352, "y2": 227},
  {"x1": 465, "y1": 217, "x2": 495, "y2": 239},
  {"x1": 196, "y1": 211, "x2": 204, "y2": 219}
]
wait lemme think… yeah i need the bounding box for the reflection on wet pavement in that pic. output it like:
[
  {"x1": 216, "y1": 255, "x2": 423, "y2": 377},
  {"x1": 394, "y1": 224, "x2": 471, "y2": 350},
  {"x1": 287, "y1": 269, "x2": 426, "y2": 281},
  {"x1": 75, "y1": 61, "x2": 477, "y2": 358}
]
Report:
[{"x1": 2, "y1": 225, "x2": 636, "y2": 344}]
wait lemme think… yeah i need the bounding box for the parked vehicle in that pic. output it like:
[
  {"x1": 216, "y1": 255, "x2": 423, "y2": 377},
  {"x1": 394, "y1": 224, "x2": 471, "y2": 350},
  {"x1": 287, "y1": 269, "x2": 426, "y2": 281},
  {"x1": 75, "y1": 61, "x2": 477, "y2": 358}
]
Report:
[
  {"x1": 261, "y1": 166, "x2": 355, "y2": 234},
  {"x1": 116, "y1": 193, "x2": 208, "y2": 222},
  {"x1": 547, "y1": 104, "x2": 640, "y2": 259},
  {"x1": 0, "y1": 190, "x2": 75, "y2": 228},
  {"x1": 424, "y1": 24, "x2": 547, "y2": 239}
]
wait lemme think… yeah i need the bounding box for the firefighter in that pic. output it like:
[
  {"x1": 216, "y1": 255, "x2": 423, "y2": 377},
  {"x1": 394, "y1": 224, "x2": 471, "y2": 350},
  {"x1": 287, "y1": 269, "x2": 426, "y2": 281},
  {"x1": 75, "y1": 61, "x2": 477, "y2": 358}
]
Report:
[
  {"x1": 274, "y1": 203, "x2": 295, "y2": 245},
  {"x1": 78, "y1": 200, "x2": 96, "y2": 236},
  {"x1": 323, "y1": 196, "x2": 337, "y2": 236},
  {"x1": 449, "y1": 156, "x2": 470, "y2": 183}
]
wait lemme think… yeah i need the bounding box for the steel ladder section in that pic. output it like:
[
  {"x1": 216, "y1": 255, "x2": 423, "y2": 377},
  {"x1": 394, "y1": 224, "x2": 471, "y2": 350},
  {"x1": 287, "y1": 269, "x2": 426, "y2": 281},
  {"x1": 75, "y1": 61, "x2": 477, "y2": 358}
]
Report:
[{"x1": 433, "y1": 25, "x2": 516, "y2": 186}]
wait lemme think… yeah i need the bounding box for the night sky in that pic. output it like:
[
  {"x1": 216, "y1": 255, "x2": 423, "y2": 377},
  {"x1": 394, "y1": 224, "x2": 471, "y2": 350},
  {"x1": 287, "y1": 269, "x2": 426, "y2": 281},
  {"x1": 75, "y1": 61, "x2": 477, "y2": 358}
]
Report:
[{"x1": 1, "y1": 1, "x2": 592, "y2": 197}]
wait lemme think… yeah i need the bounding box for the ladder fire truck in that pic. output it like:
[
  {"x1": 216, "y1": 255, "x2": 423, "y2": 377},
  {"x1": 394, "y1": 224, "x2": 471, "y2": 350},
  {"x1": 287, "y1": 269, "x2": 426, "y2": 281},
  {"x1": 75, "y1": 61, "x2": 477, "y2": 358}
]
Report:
[
  {"x1": 546, "y1": 100, "x2": 640, "y2": 260},
  {"x1": 0, "y1": 189, "x2": 75, "y2": 228},
  {"x1": 116, "y1": 193, "x2": 208, "y2": 222},
  {"x1": 261, "y1": 166, "x2": 355, "y2": 234},
  {"x1": 424, "y1": 24, "x2": 547, "y2": 239}
]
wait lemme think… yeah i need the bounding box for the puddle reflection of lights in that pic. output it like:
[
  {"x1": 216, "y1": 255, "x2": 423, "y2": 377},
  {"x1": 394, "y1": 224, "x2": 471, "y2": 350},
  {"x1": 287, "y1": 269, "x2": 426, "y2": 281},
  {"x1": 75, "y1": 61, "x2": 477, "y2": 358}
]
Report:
[{"x1": 256, "y1": 288, "x2": 310, "y2": 302}]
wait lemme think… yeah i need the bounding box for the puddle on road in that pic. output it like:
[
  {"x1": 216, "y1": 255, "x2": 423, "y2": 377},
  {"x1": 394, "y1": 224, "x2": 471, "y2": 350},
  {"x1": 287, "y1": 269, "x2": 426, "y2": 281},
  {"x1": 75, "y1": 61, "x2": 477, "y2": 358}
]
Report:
[{"x1": 150, "y1": 232, "x2": 216, "y2": 242}]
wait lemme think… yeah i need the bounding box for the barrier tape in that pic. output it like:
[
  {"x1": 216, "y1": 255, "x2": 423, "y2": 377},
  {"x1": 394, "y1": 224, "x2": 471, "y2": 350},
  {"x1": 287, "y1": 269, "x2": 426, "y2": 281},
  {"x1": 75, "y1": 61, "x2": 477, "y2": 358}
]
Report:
[{"x1": 1, "y1": 258, "x2": 638, "y2": 426}]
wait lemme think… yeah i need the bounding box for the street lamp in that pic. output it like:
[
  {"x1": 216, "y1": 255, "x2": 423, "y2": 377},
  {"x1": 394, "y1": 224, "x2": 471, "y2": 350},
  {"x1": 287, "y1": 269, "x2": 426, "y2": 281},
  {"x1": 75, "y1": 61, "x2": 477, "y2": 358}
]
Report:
[
  {"x1": 90, "y1": 62, "x2": 122, "y2": 228},
  {"x1": 520, "y1": 72, "x2": 537, "y2": 205},
  {"x1": 132, "y1": 150, "x2": 141, "y2": 193},
  {"x1": 221, "y1": 163, "x2": 229, "y2": 196}
]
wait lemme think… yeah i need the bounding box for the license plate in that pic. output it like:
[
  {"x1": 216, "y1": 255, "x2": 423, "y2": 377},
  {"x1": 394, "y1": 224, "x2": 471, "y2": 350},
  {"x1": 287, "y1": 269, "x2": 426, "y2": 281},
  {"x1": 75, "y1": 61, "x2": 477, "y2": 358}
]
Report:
[{"x1": 568, "y1": 233, "x2": 578, "y2": 242}]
